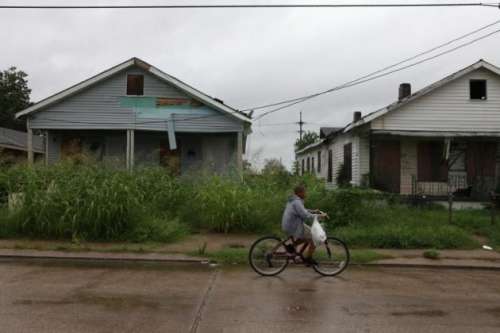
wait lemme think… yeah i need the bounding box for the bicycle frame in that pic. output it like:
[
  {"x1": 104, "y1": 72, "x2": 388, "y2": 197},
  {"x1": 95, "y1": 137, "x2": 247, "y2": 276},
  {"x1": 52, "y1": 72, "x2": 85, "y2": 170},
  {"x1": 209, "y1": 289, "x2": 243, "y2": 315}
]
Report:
[{"x1": 272, "y1": 237, "x2": 329, "y2": 264}]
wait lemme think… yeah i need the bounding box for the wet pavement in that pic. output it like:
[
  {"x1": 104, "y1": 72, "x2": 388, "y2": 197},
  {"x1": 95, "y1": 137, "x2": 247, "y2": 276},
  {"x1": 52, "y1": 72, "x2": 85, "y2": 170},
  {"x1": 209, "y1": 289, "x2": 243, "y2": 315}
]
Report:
[{"x1": 1, "y1": 260, "x2": 500, "y2": 332}]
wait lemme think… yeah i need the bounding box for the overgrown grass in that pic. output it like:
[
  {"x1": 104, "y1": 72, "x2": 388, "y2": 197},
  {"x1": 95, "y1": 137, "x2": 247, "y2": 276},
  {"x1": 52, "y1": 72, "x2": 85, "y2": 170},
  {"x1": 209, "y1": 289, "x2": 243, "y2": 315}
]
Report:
[
  {"x1": 0, "y1": 162, "x2": 497, "y2": 250},
  {"x1": 330, "y1": 204, "x2": 482, "y2": 249},
  {"x1": 0, "y1": 162, "x2": 317, "y2": 242}
]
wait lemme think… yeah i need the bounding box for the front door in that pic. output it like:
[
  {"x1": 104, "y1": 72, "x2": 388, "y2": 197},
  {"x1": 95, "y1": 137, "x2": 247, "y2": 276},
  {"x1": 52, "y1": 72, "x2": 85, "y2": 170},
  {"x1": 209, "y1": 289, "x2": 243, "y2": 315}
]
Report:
[{"x1": 371, "y1": 140, "x2": 401, "y2": 193}]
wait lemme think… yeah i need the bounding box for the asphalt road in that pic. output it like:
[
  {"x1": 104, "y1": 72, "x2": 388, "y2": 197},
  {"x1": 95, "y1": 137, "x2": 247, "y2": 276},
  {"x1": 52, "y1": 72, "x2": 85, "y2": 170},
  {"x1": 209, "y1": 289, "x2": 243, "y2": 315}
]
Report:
[{"x1": 0, "y1": 260, "x2": 499, "y2": 333}]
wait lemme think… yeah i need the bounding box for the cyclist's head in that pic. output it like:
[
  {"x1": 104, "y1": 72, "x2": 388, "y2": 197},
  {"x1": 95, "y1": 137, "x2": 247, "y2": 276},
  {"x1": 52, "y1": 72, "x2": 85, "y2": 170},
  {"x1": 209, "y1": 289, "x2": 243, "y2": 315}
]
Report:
[{"x1": 294, "y1": 184, "x2": 306, "y2": 199}]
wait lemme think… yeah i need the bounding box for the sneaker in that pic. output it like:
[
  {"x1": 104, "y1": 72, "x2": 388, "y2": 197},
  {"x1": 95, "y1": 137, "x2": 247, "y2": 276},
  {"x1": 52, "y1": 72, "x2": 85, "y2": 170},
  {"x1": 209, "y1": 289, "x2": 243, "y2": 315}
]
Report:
[{"x1": 285, "y1": 244, "x2": 296, "y2": 254}]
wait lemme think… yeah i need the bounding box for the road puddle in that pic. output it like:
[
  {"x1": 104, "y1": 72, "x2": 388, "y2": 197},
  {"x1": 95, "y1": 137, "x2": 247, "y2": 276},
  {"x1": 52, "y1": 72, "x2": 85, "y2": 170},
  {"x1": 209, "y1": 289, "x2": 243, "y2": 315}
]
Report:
[{"x1": 390, "y1": 310, "x2": 448, "y2": 317}]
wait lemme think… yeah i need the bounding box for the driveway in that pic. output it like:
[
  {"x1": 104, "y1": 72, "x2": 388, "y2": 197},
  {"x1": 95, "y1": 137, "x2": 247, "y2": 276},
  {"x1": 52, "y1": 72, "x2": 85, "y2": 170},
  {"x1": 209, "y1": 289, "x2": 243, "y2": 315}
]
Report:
[{"x1": 0, "y1": 260, "x2": 499, "y2": 332}]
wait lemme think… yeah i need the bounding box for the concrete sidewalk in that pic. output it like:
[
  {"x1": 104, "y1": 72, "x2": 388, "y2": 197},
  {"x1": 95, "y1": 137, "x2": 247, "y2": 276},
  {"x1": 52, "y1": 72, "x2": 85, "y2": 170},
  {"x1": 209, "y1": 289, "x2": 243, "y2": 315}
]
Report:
[{"x1": 1, "y1": 246, "x2": 500, "y2": 270}]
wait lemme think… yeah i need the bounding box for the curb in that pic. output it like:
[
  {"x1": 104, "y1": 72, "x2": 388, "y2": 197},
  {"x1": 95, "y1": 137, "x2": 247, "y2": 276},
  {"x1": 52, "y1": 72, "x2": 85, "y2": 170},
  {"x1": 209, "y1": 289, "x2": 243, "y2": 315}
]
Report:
[
  {"x1": 1, "y1": 253, "x2": 500, "y2": 271},
  {"x1": 355, "y1": 262, "x2": 500, "y2": 271},
  {"x1": 0, "y1": 253, "x2": 208, "y2": 265}
]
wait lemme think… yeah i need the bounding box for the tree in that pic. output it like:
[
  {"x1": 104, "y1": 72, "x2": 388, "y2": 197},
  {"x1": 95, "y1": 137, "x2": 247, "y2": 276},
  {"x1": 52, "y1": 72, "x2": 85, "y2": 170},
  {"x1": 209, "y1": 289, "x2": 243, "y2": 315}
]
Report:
[
  {"x1": 0, "y1": 67, "x2": 31, "y2": 131},
  {"x1": 261, "y1": 158, "x2": 288, "y2": 175},
  {"x1": 294, "y1": 131, "x2": 319, "y2": 151}
]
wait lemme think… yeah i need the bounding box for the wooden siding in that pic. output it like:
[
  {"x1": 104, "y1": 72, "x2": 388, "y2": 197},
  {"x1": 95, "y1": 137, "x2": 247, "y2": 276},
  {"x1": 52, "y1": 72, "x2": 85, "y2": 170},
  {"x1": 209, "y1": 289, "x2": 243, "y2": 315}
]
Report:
[
  {"x1": 296, "y1": 131, "x2": 365, "y2": 187},
  {"x1": 30, "y1": 67, "x2": 243, "y2": 133},
  {"x1": 371, "y1": 68, "x2": 500, "y2": 132}
]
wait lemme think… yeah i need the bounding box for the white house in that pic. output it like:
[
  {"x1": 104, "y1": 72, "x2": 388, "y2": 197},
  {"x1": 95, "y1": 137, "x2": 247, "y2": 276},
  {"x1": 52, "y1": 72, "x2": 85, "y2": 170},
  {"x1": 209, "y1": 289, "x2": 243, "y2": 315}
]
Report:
[{"x1": 296, "y1": 59, "x2": 500, "y2": 200}]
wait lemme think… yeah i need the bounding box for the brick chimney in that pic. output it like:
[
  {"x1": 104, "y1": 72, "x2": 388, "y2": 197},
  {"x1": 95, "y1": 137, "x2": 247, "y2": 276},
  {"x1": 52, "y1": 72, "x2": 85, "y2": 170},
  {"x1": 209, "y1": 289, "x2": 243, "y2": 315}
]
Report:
[{"x1": 353, "y1": 111, "x2": 362, "y2": 123}]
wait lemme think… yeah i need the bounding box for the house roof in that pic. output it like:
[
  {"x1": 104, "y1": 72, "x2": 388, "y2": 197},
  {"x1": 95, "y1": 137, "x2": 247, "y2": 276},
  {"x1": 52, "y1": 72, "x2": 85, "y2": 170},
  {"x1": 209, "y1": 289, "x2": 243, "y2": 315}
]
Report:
[
  {"x1": 0, "y1": 127, "x2": 44, "y2": 153},
  {"x1": 295, "y1": 139, "x2": 325, "y2": 155},
  {"x1": 320, "y1": 127, "x2": 343, "y2": 138},
  {"x1": 15, "y1": 57, "x2": 252, "y2": 124},
  {"x1": 344, "y1": 59, "x2": 500, "y2": 132}
]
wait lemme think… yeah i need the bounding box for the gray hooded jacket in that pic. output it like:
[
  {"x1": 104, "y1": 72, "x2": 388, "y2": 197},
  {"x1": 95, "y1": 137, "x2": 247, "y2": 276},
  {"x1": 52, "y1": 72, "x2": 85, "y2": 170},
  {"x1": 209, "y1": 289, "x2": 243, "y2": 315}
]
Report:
[{"x1": 281, "y1": 195, "x2": 314, "y2": 239}]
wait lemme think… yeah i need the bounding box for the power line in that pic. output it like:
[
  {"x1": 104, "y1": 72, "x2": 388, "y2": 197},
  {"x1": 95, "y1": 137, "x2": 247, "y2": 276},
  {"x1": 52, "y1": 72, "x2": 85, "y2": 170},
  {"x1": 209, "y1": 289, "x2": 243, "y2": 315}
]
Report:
[
  {"x1": 253, "y1": 27, "x2": 500, "y2": 120},
  {"x1": 0, "y1": 2, "x2": 499, "y2": 9},
  {"x1": 245, "y1": 17, "x2": 500, "y2": 113}
]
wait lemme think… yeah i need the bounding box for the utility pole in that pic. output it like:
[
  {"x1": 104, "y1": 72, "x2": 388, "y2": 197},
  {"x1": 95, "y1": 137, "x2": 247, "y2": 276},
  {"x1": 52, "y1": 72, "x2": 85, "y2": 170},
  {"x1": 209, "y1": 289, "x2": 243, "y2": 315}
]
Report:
[{"x1": 297, "y1": 111, "x2": 305, "y2": 140}]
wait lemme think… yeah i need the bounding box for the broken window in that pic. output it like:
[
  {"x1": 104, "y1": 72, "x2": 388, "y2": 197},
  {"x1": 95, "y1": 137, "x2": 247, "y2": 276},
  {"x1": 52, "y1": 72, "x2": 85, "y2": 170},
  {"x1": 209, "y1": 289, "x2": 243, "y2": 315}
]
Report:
[
  {"x1": 127, "y1": 75, "x2": 144, "y2": 96},
  {"x1": 470, "y1": 80, "x2": 487, "y2": 100}
]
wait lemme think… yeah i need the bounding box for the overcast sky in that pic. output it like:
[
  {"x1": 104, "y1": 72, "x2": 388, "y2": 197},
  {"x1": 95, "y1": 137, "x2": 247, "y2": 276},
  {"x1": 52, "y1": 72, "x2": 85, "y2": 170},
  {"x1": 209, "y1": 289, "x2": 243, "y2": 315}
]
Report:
[{"x1": 1, "y1": 0, "x2": 500, "y2": 169}]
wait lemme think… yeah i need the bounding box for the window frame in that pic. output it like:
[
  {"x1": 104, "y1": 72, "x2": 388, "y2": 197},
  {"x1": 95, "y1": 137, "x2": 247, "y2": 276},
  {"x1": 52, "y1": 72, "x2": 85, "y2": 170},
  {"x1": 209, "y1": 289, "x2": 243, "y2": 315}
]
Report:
[
  {"x1": 127, "y1": 74, "x2": 144, "y2": 96},
  {"x1": 469, "y1": 79, "x2": 487, "y2": 101}
]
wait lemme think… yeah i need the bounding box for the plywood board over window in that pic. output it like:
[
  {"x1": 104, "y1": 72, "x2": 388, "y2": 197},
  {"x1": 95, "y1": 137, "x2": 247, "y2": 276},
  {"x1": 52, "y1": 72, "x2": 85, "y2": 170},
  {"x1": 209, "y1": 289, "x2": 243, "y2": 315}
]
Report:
[
  {"x1": 371, "y1": 140, "x2": 401, "y2": 193},
  {"x1": 327, "y1": 150, "x2": 333, "y2": 183},
  {"x1": 343, "y1": 143, "x2": 352, "y2": 182}
]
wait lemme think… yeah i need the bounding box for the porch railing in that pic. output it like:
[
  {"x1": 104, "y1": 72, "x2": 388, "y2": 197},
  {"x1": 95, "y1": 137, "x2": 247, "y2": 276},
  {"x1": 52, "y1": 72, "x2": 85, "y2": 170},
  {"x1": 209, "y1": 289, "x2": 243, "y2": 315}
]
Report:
[{"x1": 411, "y1": 173, "x2": 494, "y2": 201}]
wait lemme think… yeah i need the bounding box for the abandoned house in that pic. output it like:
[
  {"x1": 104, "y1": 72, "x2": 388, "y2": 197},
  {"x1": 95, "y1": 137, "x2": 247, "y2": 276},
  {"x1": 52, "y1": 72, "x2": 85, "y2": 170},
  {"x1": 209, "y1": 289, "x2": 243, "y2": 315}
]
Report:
[
  {"x1": 0, "y1": 127, "x2": 44, "y2": 165},
  {"x1": 296, "y1": 59, "x2": 500, "y2": 200},
  {"x1": 15, "y1": 57, "x2": 252, "y2": 174}
]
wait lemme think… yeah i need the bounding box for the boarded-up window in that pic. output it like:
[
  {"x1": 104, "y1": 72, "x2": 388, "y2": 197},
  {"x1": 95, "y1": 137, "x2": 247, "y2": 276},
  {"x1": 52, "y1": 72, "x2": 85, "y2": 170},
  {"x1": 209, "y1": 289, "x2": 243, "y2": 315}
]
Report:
[
  {"x1": 327, "y1": 150, "x2": 333, "y2": 182},
  {"x1": 371, "y1": 140, "x2": 401, "y2": 193},
  {"x1": 343, "y1": 143, "x2": 352, "y2": 182},
  {"x1": 466, "y1": 142, "x2": 497, "y2": 184},
  {"x1": 317, "y1": 151, "x2": 321, "y2": 173},
  {"x1": 470, "y1": 80, "x2": 487, "y2": 100},
  {"x1": 418, "y1": 141, "x2": 448, "y2": 182},
  {"x1": 127, "y1": 75, "x2": 144, "y2": 96}
]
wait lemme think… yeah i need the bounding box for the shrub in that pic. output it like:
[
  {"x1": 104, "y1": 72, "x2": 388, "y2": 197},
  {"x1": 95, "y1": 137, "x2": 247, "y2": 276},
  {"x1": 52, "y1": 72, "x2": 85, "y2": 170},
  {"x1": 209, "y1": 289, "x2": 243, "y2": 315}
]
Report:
[{"x1": 129, "y1": 216, "x2": 188, "y2": 243}]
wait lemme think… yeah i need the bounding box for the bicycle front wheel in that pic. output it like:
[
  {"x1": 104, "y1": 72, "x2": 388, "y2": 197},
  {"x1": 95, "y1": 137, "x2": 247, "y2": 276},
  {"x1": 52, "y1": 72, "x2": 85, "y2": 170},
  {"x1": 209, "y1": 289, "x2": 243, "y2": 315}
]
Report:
[
  {"x1": 312, "y1": 237, "x2": 350, "y2": 276},
  {"x1": 248, "y1": 236, "x2": 289, "y2": 276}
]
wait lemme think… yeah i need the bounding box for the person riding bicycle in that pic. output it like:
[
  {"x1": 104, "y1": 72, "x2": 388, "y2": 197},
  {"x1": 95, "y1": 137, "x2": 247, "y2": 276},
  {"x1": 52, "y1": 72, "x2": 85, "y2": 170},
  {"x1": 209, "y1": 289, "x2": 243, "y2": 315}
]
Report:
[{"x1": 281, "y1": 184, "x2": 327, "y2": 266}]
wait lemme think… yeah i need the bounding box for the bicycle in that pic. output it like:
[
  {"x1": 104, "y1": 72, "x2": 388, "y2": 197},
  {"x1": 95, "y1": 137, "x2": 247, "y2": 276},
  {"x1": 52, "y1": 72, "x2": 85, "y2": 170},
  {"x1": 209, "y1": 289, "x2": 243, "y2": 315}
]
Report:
[{"x1": 248, "y1": 214, "x2": 350, "y2": 277}]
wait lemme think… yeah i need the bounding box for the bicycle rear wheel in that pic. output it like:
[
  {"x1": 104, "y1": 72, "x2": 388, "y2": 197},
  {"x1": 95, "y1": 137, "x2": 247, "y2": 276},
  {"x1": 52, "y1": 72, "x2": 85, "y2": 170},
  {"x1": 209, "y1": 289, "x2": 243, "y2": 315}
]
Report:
[
  {"x1": 312, "y1": 237, "x2": 350, "y2": 276},
  {"x1": 248, "y1": 236, "x2": 289, "y2": 276}
]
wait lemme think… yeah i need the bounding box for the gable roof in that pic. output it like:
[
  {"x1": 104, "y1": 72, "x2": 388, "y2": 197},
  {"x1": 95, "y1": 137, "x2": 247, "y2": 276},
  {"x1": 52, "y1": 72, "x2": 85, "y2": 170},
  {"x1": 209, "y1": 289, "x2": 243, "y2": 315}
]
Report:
[
  {"x1": 15, "y1": 57, "x2": 251, "y2": 124},
  {"x1": 0, "y1": 127, "x2": 44, "y2": 153},
  {"x1": 344, "y1": 59, "x2": 500, "y2": 132}
]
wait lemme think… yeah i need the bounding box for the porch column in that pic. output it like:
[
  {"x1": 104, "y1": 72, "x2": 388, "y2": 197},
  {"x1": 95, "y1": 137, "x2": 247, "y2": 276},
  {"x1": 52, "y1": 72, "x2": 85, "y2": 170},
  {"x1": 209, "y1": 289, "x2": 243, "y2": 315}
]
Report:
[
  {"x1": 236, "y1": 131, "x2": 243, "y2": 171},
  {"x1": 130, "y1": 129, "x2": 135, "y2": 169},
  {"x1": 27, "y1": 118, "x2": 34, "y2": 165},
  {"x1": 126, "y1": 129, "x2": 135, "y2": 170},
  {"x1": 44, "y1": 130, "x2": 49, "y2": 166}
]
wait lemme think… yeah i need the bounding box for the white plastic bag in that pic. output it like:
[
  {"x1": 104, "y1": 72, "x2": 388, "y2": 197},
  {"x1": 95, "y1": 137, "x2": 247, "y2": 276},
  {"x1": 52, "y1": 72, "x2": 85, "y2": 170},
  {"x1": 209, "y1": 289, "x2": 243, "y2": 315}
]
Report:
[{"x1": 311, "y1": 216, "x2": 327, "y2": 246}]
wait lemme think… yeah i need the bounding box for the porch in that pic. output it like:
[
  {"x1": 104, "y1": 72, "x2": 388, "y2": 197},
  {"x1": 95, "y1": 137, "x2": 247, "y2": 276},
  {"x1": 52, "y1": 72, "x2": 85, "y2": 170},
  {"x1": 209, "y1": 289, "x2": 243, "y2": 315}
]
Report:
[
  {"x1": 370, "y1": 135, "x2": 500, "y2": 200},
  {"x1": 45, "y1": 129, "x2": 243, "y2": 174}
]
